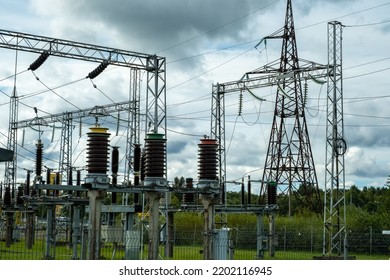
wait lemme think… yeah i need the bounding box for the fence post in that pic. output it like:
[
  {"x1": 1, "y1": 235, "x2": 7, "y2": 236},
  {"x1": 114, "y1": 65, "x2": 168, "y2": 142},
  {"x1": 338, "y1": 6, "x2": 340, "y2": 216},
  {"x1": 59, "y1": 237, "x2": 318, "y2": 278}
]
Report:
[
  {"x1": 369, "y1": 226, "x2": 372, "y2": 255},
  {"x1": 80, "y1": 226, "x2": 88, "y2": 260},
  {"x1": 311, "y1": 227, "x2": 313, "y2": 254}
]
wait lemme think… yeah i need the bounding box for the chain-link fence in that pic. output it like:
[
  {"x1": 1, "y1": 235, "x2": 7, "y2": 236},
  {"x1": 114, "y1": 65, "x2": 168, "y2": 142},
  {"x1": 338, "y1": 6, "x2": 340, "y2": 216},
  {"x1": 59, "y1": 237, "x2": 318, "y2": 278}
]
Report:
[{"x1": 1, "y1": 221, "x2": 389, "y2": 260}]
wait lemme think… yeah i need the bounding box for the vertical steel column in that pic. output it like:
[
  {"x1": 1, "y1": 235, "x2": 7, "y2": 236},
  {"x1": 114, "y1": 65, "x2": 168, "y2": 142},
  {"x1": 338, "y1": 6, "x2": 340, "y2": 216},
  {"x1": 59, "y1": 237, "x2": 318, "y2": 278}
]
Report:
[
  {"x1": 4, "y1": 87, "x2": 18, "y2": 204},
  {"x1": 146, "y1": 55, "x2": 166, "y2": 135},
  {"x1": 323, "y1": 21, "x2": 347, "y2": 258},
  {"x1": 59, "y1": 113, "x2": 73, "y2": 186},
  {"x1": 124, "y1": 68, "x2": 141, "y2": 184},
  {"x1": 210, "y1": 84, "x2": 226, "y2": 201}
]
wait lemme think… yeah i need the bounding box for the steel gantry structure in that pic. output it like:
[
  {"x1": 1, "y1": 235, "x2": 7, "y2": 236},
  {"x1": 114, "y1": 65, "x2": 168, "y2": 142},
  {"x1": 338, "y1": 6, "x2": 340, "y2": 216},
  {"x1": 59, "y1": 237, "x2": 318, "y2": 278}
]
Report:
[
  {"x1": 0, "y1": 28, "x2": 166, "y2": 195},
  {"x1": 15, "y1": 101, "x2": 140, "y2": 182},
  {"x1": 211, "y1": 2, "x2": 347, "y2": 259}
]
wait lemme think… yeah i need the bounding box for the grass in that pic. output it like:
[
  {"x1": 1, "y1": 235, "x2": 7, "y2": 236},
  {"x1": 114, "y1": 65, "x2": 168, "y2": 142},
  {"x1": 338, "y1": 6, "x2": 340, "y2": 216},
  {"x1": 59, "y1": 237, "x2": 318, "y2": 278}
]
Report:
[{"x1": 1, "y1": 240, "x2": 388, "y2": 260}]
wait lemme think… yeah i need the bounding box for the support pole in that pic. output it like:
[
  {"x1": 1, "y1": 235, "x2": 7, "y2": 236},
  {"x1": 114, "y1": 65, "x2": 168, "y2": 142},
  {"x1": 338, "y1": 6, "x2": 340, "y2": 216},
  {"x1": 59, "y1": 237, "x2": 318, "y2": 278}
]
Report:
[
  {"x1": 165, "y1": 211, "x2": 174, "y2": 259},
  {"x1": 72, "y1": 205, "x2": 81, "y2": 259},
  {"x1": 147, "y1": 192, "x2": 162, "y2": 260},
  {"x1": 256, "y1": 212, "x2": 264, "y2": 259},
  {"x1": 87, "y1": 189, "x2": 105, "y2": 260},
  {"x1": 25, "y1": 211, "x2": 35, "y2": 249},
  {"x1": 268, "y1": 212, "x2": 276, "y2": 257},
  {"x1": 201, "y1": 194, "x2": 215, "y2": 260},
  {"x1": 45, "y1": 206, "x2": 55, "y2": 259}
]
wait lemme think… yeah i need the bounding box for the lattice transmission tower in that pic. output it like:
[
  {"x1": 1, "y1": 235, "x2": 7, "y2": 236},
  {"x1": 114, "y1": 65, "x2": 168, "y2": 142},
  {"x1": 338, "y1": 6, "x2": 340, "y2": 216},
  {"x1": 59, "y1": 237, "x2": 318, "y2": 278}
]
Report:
[{"x1": 259, "y1": 0, "x2": 322, "y2": 213}]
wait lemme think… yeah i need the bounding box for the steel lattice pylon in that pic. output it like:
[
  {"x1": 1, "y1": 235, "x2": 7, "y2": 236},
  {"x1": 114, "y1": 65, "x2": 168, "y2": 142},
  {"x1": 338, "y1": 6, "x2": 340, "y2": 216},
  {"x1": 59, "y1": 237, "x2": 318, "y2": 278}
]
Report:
[
  {"x1": 260, "y1": 0, "x2": 321, "y2": 213},
  {"x1": 210, "y1": 0, "x2": 327, "y2": 214},
  {"x1": 323, "y1": 21, "x2": 347, "y2": 258}
]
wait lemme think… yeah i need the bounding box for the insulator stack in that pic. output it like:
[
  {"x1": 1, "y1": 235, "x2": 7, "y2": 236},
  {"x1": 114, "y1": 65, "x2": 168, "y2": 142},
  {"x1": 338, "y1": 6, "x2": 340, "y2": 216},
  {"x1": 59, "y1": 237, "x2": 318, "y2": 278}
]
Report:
[
  {"x1": 16, "y1": 186, "x2": 24, "y2": 205},
  {"x1": 134, "y1": 144, "x2": 141, "y2": 186},
  {"x1": 140, "y1": 149, "x2": 146, "y2": 182},
  {"x1": 241, "y1": 179, "x2": 245, "y2": 205},
  {"x1": 267, "y1": 181, "x2": 277, "y2": 205},
  {"x1": 54, "y1": 172, "x2": 60, "y2": 196},
  {"x1": 76, "y1": 170, "x2": 81, "y2": 185},
  {"x1": 28, "y1": 50, "x2": 50, "y2": 71},
  {"x1": 45, "y1": 168, "x2": 51, "y2": 196},
  {"x1": 182, "y1": 178, "x2": 195, "y2": 205},
  {"x1": 303, "y1": 80, "x2": 308, "y2": 107},
  {"x1": 111, "y1": 146, "x2": 119, "y2": 174},
  {"x1": 238, "y1": 91, "x2": 243, "y2": 116},
  {"x1": 247, "y1": 176, "x2": 252, "y2": 205},
  {"x1": 67, "y1": 168, "x2": 73, "y2": 195},
  {"x1": 67, "y1": 168, "x2": 73, "y2": 185},
  {"x1": 111, "y1": 147, "x2": 119, "y2": 203},
  {"x1": 55, "y1": 172, "x2": 61, "y2": 184},
  {"x1": 133, "y1": 145, "x2": 142, "y2": 205},
  {"x1": 144, "y1": 133, "x2": 166, "y2": 179},
  {"x1": 86, "y1": 127, "x2": 110, "y2": 174},
  {"x1": 3, "y1": 186, "x2": 11, "y2": 206},
  {"x1": 26, "y1": 171, "x2": 31, "y2": 196},
  {"x1": 35, "y1": 140, "x2": 43, "y2": 177},
  {"x1": 76, "y1": 170, "x2": 81, "y2": 197},
  {"x1": 87, "y1": 60, "x2": 109, "y2": 79},
  {"x1": 197, "y1": 138, "x2": 218, "y2": 181}
]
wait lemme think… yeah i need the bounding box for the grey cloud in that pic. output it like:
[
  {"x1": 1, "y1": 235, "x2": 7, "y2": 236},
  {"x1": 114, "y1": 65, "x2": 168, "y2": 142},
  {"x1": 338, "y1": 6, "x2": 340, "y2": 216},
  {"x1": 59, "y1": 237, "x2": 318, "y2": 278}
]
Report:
[
  {"x1": 295, "y1": 0, "x2": 358, "y2": 15},
  {"x1": 345, "y1": 126, "x2": 390, "y2": 148},
  {"x1": 31, "y1": 0, "x2": 276, "y2": 68},
  {"x1": 167, "y1": 139, "x2": 188, "y2": 154}
]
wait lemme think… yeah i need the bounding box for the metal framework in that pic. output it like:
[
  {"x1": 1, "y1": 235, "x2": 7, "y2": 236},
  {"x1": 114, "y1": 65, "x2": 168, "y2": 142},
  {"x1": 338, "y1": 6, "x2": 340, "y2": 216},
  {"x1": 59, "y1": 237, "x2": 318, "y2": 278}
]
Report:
[
  {"x1": 124, "y1": 68, "x2": 141, "y2": 183},
  {"x1": 4, "y1": 87, "x2": 18, "y2": 201},
  {"x1": 1, "y1": 29, "x2": 166, "y2": 190},
  {"x1": 59, "y1": 113, "x2": 72, "y2": 183},
  {"x1": 211, "y1": 0, "x2": 326, "y2": 213},
  {"x1": 16, "y1": 102, "x2": 137, "y2": 129},
  {"x1": 323, "y1": 21, "x2": 347, "y2": 257},
  {"x1": 260, "y1": 0, "x2": 321, "y2": 213},
  {"x1": 16, "y1": 101, "x2": 138, "y2": 182}
]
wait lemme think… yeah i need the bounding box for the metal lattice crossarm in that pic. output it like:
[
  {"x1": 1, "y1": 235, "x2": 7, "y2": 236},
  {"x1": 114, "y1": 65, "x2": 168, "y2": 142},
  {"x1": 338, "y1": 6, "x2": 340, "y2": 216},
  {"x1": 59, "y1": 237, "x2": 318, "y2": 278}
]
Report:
[
  {"x1": 211, "y1": 59, "x2": 328, "y2": 201},
  {"x1": 15, "y1": 101, "x2": 138, "y2": 129},
  {"x1": 0, "y1": 29, "x2": 163, "y2": 69},
  {"x1": 214, "y1": 58, "x2": 328, "y2": 95}
]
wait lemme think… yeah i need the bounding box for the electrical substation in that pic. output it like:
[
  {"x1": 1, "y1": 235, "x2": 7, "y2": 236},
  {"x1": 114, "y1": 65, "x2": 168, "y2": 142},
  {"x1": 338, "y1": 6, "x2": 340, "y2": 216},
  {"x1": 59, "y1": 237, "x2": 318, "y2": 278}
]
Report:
[{"x1": 0, "y1": 0, "x2": 349, "y2": 260}]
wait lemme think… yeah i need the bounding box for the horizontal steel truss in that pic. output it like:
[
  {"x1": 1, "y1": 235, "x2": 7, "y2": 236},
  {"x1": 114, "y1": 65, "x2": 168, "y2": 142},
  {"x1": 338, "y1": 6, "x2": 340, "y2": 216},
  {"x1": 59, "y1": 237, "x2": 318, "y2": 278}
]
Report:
[
  {"x1": 15, "y1": 101, "x2": 137, "y2": 129},
  {"x1": 0, "y1": 29, "x2": 162, "y2": 69}
]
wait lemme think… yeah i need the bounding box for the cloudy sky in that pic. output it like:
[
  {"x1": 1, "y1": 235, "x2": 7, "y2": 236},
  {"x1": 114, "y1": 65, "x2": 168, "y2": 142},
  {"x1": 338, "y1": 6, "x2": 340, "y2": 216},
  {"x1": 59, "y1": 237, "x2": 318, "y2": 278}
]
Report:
[{"x1": 1, "y1": 0, "x2": 390, "y2": 194}]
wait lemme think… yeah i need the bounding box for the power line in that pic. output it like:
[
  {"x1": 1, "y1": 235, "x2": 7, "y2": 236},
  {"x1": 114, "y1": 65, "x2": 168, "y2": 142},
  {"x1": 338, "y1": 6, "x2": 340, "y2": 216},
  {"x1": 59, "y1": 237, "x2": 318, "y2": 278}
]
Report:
[
  {"x1": 167, "y1": 46, "x2": 254, "y2": 91},
  {"x1": 344, "y1": 19, "x2": 390, "y2": 28},
  {"x1": 296, "y1": 1, "x2": 390, "y2": 31},
  {"x1": 30, "y1": 71, "x2": 81, "y2": 110},
  {"x1": 344, "y1": 66, "x2": 390, "y2": 80}
]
